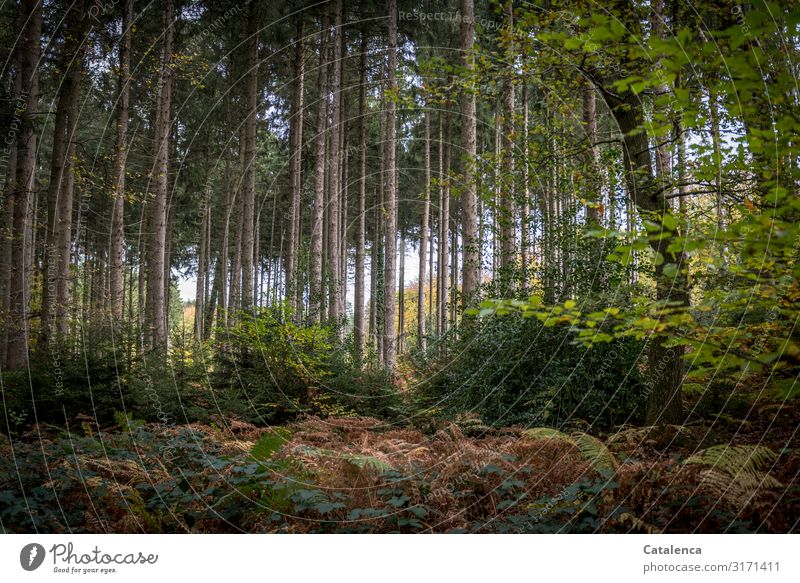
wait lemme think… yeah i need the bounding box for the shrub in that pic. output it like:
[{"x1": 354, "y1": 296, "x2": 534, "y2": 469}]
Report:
[
  {"x1": 213, "y1": 308, "x2": 400, "y2": 424},
  {"x1": 416, "y1": 315, "x2": 647, "y2": 430}
]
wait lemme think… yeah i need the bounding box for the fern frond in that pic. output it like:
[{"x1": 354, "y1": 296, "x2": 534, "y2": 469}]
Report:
[
  {"x1": 684, "y1": 445, "x2": 783, "y2": 509},
  {"x1": 684, "y1": 445, "x2": 777, "y2": 475},
  {"x1": 521, "y1": 427, "x2": 574, "y2": 443},
  {"x1": 573, "y1": 433, "x2": 618, "y2": 472},
  {"x1": 294, "y1": 445, "x2": 394, "y2": 474},
  {"x1": 521, "y1": 428, "x2": 618, "y2": 472}
]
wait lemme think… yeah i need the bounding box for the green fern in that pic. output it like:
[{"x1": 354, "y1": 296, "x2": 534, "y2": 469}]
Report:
[
  {"x1": 522, "y1": 428, "x2": 618, "y2": 472},
  {"x1": 522, "y1": 427, "x2": 573, "y2": 442},
  {"x1": 684, "y1": 445, "x2": 783, "y2": 508},
  {"x1": 573, "y1": 433, "x2": 618, "y2": 473},
  {"x1": 295, "y1": 445, "x2": 394, "y2": 474}
]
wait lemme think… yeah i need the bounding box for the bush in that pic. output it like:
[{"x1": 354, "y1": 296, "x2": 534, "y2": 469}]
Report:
[
  {"x1": 416, "y1": 315, "x2": 647, "y2": 430},
  {"x1": 213, "y1": 308, "x2": 401, "y2": 424}
]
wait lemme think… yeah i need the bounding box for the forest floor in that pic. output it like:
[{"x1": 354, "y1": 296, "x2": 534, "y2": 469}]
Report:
[{"x1": 2, "y1": 397, "x2": 798, "y2": 533}]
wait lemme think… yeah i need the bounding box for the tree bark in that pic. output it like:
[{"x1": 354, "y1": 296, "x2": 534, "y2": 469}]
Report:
[
  {"x1": 498, "y1": 1, "x2": 515, "y2": 287},
  {"x1": 354, "y1": 32, "x2": 367, "y2": 364},
  {"x1": 326, "y1": 0, "x2": 344, "y2": 323},
  {"x1": 240, "y1": 0, "x2": 259, "y2": 313},
  {"x1": 459, "y1": 0, "x2": 479, "y2": 309},
  {"x1": 110, "y1": 0, "x2": 133, "y2": 323},
  {"x1": 145, "y1": 0, "x2": 175, "y2": 350},
  {"x1": 593, "y1": 74, "x2": 689, "y2": 426},
  {"x1": 382, "y1": 0, "x2": 398, "y2": 370},
  {"x1": 309, "y1": 9, "x2": 330, "y2": 323},
  {"x1": 5, "y1": 0, "x2": 41, "y2": 369},
  {"x1": 41, "y1": 1, "x2": 88, "y2": 344},
  {"x1": 286, "y1": 17, "x2": 305, "y2": 317},
  {"x1": 520, "y1": 82, "x2": 531, "y2": 292},
  {"x1": 417, "y1": 107, "x2": 430, "y2": 351}
]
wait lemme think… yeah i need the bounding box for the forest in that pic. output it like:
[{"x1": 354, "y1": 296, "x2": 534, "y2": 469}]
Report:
[{"x1": 0, "y1": 0, "x2": 798, "y2": 534}]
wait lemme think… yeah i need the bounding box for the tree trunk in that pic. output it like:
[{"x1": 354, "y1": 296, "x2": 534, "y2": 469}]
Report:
[
  {"x1": 5, "y1": 0, "x2": 41, "y2": 369},
  {"x1": 438, "y1": 110, "x2": 451, "y2": 338},
  {"x1": 417, "y1": 107, "x2": 430, "y2": 351},
  {"x1": 326, "y1": 0, "x2": 344, "y2": 323},
  {"x1": 498, "y1": 1, "x2": 515, "y2": 287},
  {"x1": 382, "y1": 0, "x2": 398, "y2": 370},
  {"x1": 41, "y1": 1, "x2": 88, "y2": 344},
  {"x1": 309, "y1": 9, "x2": 330, "y2": 323},
  {"x1": 195, "y1": 189, "x2": 209, "y2": 339},
  {"x1": 460, "y1": 0, "x2": 479, "y2": 308},
  {"x1": 583, "y1": 79, "x2": 602, "y2": 224},
  {"x1": 145, "y1": 0, "x2": 175, "y2": 350},
  {"x1": 520, "y1": 82, "x2": 530, "y2": 292},
  {"x1": 0, "y1": 140, "x2": 17, "y2": 368},
  {"x1": 110, "y1": 0, "x2": 133, "y2": 323},
  {"x1": 354, "y1": 33, "x2": 367, "y2": 364},
  {"x1": 240, "y1": 0, "x2": 259, "y2": 313},
  {"x1": 596, "y1": 80, "x2": 689, "y2": 426},
  {"x1": 286, "y1": 17, "x2": 305, "y2": 317}
]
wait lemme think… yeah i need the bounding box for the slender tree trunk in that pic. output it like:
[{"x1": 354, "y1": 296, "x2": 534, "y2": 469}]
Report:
[
  {"x1": 397, "y1": 231, "x2": 405, "y2": 354},
  {"x1": 498, "y1": 1, "x2": 515, "y2": 287},
  {"x1": 309, "y1": 10, "x2": 330, "y2": 323},
  {"x1": 417, "y1": 108, "x2": 430, "y2": 351},
  {"x1": 354, "y1": 33, "x2": 367, "y2": 364},
  {"x1": 42, "y1": 3, "x2": 89, "y2": 344},
  {"x1": 326, "y1": 0, "x2": 343, "y2": 322},
  {"x1": 460, "y1": 0, "x2": 479, "y2": 308},
  {"x1": 0, "y1": 140, "x2": 17, "y2": 368},
  {"x1": 5, "y1": 0, "x2": 41, "y2": 369},
  {"x1": 195, "y1": 189, "x2": 209, "y2": 338},
  {"x1": 436, "y1": 114, "x2": 445, "y2": 337},
  {"x1": 229, "y1": 166, "x2": 243, "y2": 312},
  {"x1": 40, "y1": 15, "x2": 80, "y2": 338},
  {"x1": 240, "y1": 0, "x2": 259, "y2": 313},
  {"x1": 286, "y1": 17, "x2": 305, "y2": 317},
  {"x1": 439, "y1": 110, "x2": 451, "y2": 338},
  {"x1": 520, "y1": 82, "x2": 530, "y2": 292},
  {"x1": 583, "y1": 79, "x2": 602, "y2": 224},
  {"x1": 369, "y1": 187, "x2": 379, "y2": 353},
  {"x1": 382, "y1": 0, "x2": 398, "y2": 370},
  {"x1": 145, "y1": 0, "x2": 175, "y2": 351},
  {"x1": 110, "y1": 0, "x2": 133, "y2": 323}
]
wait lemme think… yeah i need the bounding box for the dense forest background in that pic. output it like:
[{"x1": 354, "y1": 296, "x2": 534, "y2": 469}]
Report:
[{"x1": 0, "y1": 0, "x2": 798, "y2": 533}]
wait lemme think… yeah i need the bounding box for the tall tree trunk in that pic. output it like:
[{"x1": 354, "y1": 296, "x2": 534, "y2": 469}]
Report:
[
  {"x1": 229, "y1": 164, "x2": 243, "y2": 312},
  {"x1": 438, "y1": 110, "x2": 451, "y2": 338},
  {"x1": 0, "y1": 140, "x2": 17, "y2": 368},
  {"x1": 520, "y1": 82, "x2": 530, "y2": 292},
  {"x1": 309, "y1": 9, "x2": 330, "y2": 323},
  {"x1": 397, "y1": 231, "x2": 405, "y2": 354},
  {"x1": 41, "y1": 1, "x2": 88, "y2": 344},
  {"x1": 354, "y1": 32, "x2": 367, "y2": 364},
  {"x1": 460, "y1": 0, "x2": 479, "y2": 308},
  {"x1": 498, "y1": 1, "x2": 515, "y2": 287},
  {"x1": 594, "y1": 78, "x2": 689, "y2": 426},
  {"x1": 145, "y1": 0, "x2": 175, "y2": 350},
  {"x1": 382, "y1": 0, "x2": 398, "y2": 370},
  {"x1": 327, "y1": 0, "x2": 343, "y2": 323},
  {"x1": 436, "y1": 114, "x2": 445, "y2": 337},
  {"x1": 286, "y1": 17, "x2": 305, "y2": 317},
  {"x1": 240, "y1": 0, "x2": 259, "y2": 313},
  {"x1": 583, "y1": 79, "x2": 602, "y2": 224},
  {"x1": 417, "y1": 108, "x2": 430, "y2": 351},
  {"x1": 110, "y1": 0, "x2": 133, "y2": 323},
  {"x1": 5, "y1": 0, "x2": 41, "y2": 369},
  {"x1": 195, "y1": 189, "x2": 209, "y2": 339}
]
